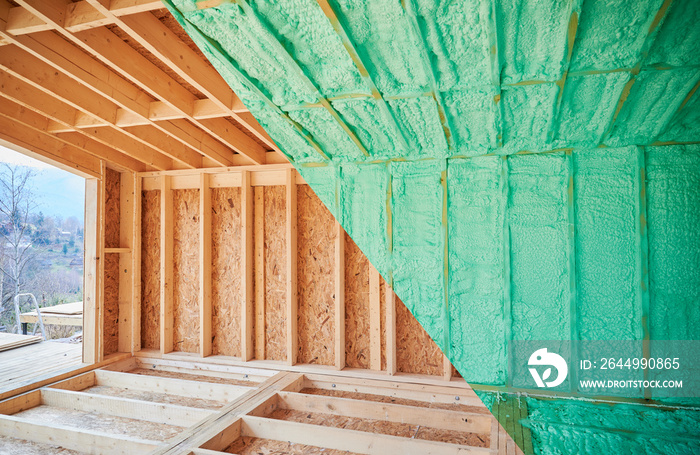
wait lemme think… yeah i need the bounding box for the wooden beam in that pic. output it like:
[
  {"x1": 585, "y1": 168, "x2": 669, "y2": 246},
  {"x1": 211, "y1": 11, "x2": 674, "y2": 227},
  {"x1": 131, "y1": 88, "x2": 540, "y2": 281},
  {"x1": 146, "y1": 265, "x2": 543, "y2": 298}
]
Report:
[
  {"x1": 385, "y1": 284, "x2": 396, "y2": 375},
  {"x1": 0, "y1": 414, "x2": 161, "y2": 454},
  {"x1": 0, "y1": 115, "x2": 102, "y2": 178},
  {"x1": 5, "y1": 5, "x2": 50, "y2": 35},
  {"x1": 241, "y1": 416, "x2": 492, "y2": 455},
  {"x1": 276, "y1": 391, "x2": 492, "y2": 434},
  {"x1": 83, "y1": 173, "x2": 103, "y2": 364},
  {"x1": 200, "y1": 173, "x2": 213, "y2": 357},
  {"x1": 304, "y1": 375, "x2": 482, "y2": 407},
  {"x1": 40, "y1": 388, "x2": 214, "y2": 427},
  {"x1": 93, "y1": 370, "x2": 253, "y2": 402},
  {"x1": 64, "y1": 1, "x2": 110, "y2": 33},
  {"x1": 369, "y1": 264, "x2": 381, "y2": 371},
  {"x1": 285, "y1": 169, "x2": 298, "y2": 366},
  {"x1": 443, "y1": 354, "x2": 453, "y2": 382},
  {"x1": 335, "y1": 223, "x2": 345, "y2": 370},
  {"x1": 38, "y1": 0, "x2": 263, "y2": 164},
  {"x1": 4, "y1": 1, "x2": 165, "y2": 36},
  {"x1": 97, "y1": 162, "x2": 106, "y2": 360},
  {"x1": 254, "y1": 186, "x2": 265, "y2": 360},
  {"x1": 0, "y1": 390, "x2": 41, "y2": 415},
  {"x1": 131, "y1": 358, "x2": 273, "y2": 383},
  {"x1": 105, "y1": 10, "x2": 276, "y2": 152},
  {"x1": 118, "y1": 171, "x2": 135, "y2": 353},
  {"x1": 1, "y1": 5, "x2": 237, "y2": 168},
  {"x1": 0, "y1": 46, "x2": 178, "y2": 169},
  {"x1": 160, "y1": 175, "x2": 174, "y2": 354},
  {"x1": 131, "y1": 175, "x2": 143, "y2": 353},
  {"x1": 241, "y1": 170, "x2": 255, "y2": 360}
]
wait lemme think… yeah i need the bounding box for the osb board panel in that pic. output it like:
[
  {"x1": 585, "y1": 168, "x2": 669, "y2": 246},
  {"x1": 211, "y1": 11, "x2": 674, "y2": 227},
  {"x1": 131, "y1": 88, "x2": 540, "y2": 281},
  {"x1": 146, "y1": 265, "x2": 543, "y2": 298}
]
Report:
[
  {"x1": 84, "y1": 385, "x2": 224, "y2": 410},
  {"x1": 211, "y1": 187, "x2": 242, "y2": 357},
  {"x1": 104, "y1": 168, "x2": 120, "y2": 248},
  {"x1": 173, "y1": 189, "x2": 200, "y2": 353},
  {"x1": 264, "y1": 186, "x2": 286, "y2": 361},
  {"x1": 344, "y1": 233, "x2": 369, "y2": 369},
  {"x1": 14, "y1": 405, "x2": 181, "y2": 442},
  {"x1": 268, "y1": 409, "x2": 489, "y2": 447},
  {"x1": 225, "y1": 437, "x2": 361, "y2": 455},
  {"x1": 141, "y1": 190, "x2": 160, "y2": 350},
  {"x1": 0, "y1": 436, "x2": 84, "y2": 455},
  {"x1": 296, "y1": 185, "x2": 335, "y2": 366},
  {"x1": 103, "y1": 253, "x2": 119, "y2": 356},
  {"x1": 395, "y1": 294, "x2": 443, "y2": 376}
]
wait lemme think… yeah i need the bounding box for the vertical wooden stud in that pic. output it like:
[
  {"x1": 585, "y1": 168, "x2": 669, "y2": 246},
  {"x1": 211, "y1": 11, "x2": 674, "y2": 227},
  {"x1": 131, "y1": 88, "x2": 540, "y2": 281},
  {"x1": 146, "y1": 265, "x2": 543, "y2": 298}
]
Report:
[
  {"x1": 385, "y1": 284, "x2": 396, "y2": 375},
  {"x1": 254, "y1": 186, "x2": 265, "y2": 360},
  {"x1": 160, "y1": 175, "x2": 174, "y2": 355},
  {"x1": 443, "y1": 354, "x2": 453, "y2": 382},
  {"x1": 241, "y1": 171, "x2": 255, "y2": 361},
  {"x1": 285, "y1": 169, "x2": 298, "y2": 366},
  {"x1": 130, "y1": 175, "x2": 142, "y2": 354},
  {"x1": 83, "y1": 169, "x2": 103, "y2": 364},
  {"x1": 334, "y1": 224, "x2": 345, "y2": 370},
  {"x1": 118, "y1": 171, "x2": 134, "y2": 353},
  {"x1": 369, "y1": 264, "x2": 381, "y2": 371},
  {"x1": 199, "y1": 173, "x2": 212, "y2": 357}
]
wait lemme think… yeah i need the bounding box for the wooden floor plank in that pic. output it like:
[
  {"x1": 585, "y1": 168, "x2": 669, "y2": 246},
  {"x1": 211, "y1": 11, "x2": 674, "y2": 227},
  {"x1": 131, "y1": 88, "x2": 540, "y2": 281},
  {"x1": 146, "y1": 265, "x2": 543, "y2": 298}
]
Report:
[{"x1": 0, "y1": 342, "x2": 83, "y2": 396}]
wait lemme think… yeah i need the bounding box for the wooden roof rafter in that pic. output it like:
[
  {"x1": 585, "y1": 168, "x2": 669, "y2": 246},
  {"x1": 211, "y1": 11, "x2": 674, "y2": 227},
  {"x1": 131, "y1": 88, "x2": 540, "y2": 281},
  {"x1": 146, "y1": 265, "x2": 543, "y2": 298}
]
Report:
[{"x1": 0, "y1": 0, "x2": 283, "y2": 173}]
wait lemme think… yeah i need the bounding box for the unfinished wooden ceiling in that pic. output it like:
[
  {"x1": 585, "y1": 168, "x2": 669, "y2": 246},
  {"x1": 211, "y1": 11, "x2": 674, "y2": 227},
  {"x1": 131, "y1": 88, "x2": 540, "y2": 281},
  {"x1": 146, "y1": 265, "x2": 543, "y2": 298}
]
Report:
[{"x1": 0, "y1": 0, "x2": 286, "y2": 177}]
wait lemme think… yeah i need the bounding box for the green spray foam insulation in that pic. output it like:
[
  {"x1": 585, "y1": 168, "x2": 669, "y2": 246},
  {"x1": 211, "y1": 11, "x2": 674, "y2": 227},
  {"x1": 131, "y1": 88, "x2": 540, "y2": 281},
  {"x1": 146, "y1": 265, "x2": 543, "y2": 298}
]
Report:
[{"x1": 164, "y1": 0, "x2": 700, "y2": 451}]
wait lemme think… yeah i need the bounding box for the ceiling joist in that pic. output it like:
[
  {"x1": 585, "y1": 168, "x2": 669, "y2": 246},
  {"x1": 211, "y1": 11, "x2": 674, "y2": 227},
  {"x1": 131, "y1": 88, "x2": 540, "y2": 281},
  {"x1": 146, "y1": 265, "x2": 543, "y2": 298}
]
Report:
[{"x1": 0, "y1": 0, "x2": 281, "y2": 173}]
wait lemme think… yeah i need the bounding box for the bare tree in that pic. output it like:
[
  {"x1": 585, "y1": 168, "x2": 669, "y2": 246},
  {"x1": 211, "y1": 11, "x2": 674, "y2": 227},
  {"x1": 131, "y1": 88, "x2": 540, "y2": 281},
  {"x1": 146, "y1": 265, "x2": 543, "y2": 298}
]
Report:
[{"x1": 0, "y1": 164, "x2": 37, "y2": 333}]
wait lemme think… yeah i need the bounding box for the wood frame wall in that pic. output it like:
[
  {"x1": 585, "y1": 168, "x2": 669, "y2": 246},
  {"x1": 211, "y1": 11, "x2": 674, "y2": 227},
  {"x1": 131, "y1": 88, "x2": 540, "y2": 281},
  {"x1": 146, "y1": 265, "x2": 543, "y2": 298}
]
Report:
[{"x1": 114, "y1": 164, "x2": 458, "y2": 383}]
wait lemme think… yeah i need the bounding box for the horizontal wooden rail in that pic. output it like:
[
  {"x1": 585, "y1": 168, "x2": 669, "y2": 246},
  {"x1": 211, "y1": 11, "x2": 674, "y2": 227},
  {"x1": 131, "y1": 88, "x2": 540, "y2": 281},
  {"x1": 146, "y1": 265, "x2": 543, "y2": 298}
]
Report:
[
  {"x1": 0, "y1": 414, "x2": 162, "y2": 454},
  {"x1": 41, "y1": 388, "x2": 214, "y2": 427},
  {"x1": 94, "y1": 370, "x2": 253, "y2": 402},
  {"x1": 276, "y1": 391, "x2": 492, "y2": 435}
]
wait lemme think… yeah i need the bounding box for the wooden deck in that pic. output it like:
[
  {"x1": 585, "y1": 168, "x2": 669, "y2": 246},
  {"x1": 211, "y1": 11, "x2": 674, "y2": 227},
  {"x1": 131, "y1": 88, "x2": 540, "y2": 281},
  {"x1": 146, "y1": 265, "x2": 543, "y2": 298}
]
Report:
[{"x1": 0, "y1": 341, "x2": 83, "y2": 398}]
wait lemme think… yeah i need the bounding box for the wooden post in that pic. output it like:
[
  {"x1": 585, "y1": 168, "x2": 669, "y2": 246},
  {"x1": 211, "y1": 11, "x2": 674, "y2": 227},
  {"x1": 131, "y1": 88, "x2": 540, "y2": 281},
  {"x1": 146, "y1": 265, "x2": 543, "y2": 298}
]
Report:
[
  {"x1": 385, "y1": 285, "x2": 396, "y2": 375},
  {"x1": 160, "y1": 175, "x2": 174, "y2": 354},
  {"x1": 199, "y1": 173, "x2": 212, "y2": 357},
  {"x1": 241, "y1": 171, "x2": 254, "y2": 361},
  {"x1": 369, "y1": 265, "x2": 381, "y2": 371},
  {"x1": 334, "y1": 223, "x2": 345, "y2": 370},
  {"x1": 83, "y1": 170, "x2": 103, "y2": 364},
  {"x1": 118, "y1": 171, "x2": 134, "y2": 353},
  {"x1": 254, "y1": 186, "x2": 265, "y2": 360},
  {"x1": 285, "y1": 169, "x2": 297, "y2": 366},
  {"x1": 443, "y1": 354, "x2": 453, "y2": 382},
  {"x1": 130, "y1": 175, "x2": 142, "y2": 354}
]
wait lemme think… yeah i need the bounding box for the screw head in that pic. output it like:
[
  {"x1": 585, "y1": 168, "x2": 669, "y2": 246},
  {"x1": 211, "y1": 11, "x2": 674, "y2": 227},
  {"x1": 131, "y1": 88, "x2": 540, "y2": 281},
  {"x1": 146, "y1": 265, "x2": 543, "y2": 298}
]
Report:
[
  {"x1": 332, "y1": 384, "x2": 336, "y2": 388},
  {"x1": 455, "y1": 396, "x2": 460, "y2": 401}
]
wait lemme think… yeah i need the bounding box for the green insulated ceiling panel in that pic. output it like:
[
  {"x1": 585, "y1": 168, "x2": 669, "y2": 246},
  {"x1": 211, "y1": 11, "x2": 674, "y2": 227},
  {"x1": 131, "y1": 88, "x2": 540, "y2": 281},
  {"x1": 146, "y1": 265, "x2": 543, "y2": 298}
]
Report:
[{"x1": 164, "y1": 0, "x2": 700, "y2": 450}]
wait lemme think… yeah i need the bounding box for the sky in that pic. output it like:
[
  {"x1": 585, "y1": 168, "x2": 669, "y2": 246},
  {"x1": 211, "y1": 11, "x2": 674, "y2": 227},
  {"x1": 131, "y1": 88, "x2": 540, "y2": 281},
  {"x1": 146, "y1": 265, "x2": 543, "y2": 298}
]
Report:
[{"x1": 0, "y1": 145, "x2": 86, "y2": 221}]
